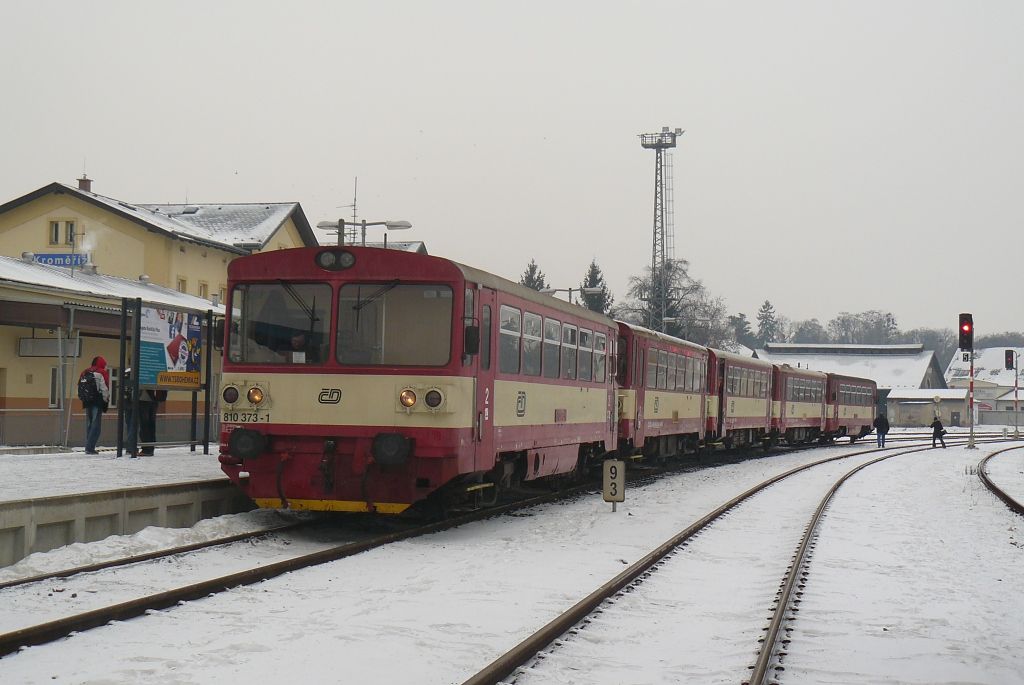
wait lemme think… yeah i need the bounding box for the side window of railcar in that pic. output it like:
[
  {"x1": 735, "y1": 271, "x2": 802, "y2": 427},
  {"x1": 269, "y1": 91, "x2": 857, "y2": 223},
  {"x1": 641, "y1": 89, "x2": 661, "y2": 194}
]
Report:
[
  {"x1": 561, "y1": 324, "x2": 577, "y2": 380},
  {"x1": 499, "y1": 305, "x2": 521, "y2": 374},
  {"x1": 543, "y1": 318, "x2": 560, "y2": 379},
  {"x1": 616, "y1": 336, "x2": 627, "y2": 385},
  {"x1": 657, "y1": 350, "x2": 668, "y2": 389},
  {"x1": 578, "y1": 329, "x2": 593, "y2": 382},
  {"x1": 647, "y1": 347, "x2": 658, "y2": 389},
  {"x1": 595, "y1": 333, "x2": 608, "y2": 383},
  {"x1": 481, "y1": 306, "x2": 491, "y2": 370},
  {"x1": 463, "y1": 288, "x2": 475, "y2": 367},
  {"x1": 522, "y1": 312, "x2": 542, "y2": 376},
  {"x1": 666, "y1": 353, "x2": 676, "y2": 391}
]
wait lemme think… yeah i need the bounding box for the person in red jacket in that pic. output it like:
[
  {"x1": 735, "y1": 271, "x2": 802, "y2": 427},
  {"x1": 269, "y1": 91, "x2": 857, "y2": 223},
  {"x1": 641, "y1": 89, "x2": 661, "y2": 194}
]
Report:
[{"x1": 80, "y1": 356, "x2": 111, "y2": 454}]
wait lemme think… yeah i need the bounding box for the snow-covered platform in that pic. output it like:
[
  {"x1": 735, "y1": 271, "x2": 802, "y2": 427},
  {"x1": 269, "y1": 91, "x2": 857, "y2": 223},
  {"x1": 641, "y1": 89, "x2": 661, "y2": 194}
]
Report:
[{"x1": 0, "y1": 447, "x2": 252, "y2": 567}]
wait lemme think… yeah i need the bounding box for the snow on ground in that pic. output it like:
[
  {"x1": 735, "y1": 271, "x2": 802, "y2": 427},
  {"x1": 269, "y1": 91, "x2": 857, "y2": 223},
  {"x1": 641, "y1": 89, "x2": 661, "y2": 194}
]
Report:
[
  {"x1": 783, "y1": 445, "x2": 1024, "y2": 684},
  {"x1": 0, "y1": 446, "x2": 224, "y2": 502},
  {"x1": 0, "y1": 438, "x2": 1021, "y2": 683}
]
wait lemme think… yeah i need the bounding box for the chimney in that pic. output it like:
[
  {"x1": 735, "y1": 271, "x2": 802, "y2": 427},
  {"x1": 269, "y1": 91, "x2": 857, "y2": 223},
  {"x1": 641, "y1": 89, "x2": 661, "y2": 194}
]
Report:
[
  {"x1": 21, "y1": 251, "x2": 36, "y2": 263},
  {"x1": 77, "y1": 175, "x2": 93, "y2": 192},
  {"x1": 81, "y1": 264, "x2": 97, "y2": 275},
  {"x1": 138, "y1": 274, "x2": 150, "y2": 284}
]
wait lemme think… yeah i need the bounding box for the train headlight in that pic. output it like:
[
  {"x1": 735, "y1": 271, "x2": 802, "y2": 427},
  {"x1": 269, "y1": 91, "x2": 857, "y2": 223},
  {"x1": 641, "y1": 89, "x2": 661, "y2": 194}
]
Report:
[
  {"x1": 424, "y1": 389, "x2": 444, "y2": 408},
  {"x1": 399, "y1": 389, "x2": 417, "y2": 408},
  {"x1": 223, "y1": 386, "x2": 239, "y2": 404},
  {"x1": 247, "y1": 386, "x2": 265, "y2": 405},
  {"x1": 315, "y1": 250, "x2": 356, "y2": 270}
]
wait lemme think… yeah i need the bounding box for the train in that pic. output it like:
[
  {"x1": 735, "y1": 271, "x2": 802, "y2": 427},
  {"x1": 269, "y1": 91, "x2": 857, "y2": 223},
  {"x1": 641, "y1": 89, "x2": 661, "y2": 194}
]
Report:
[{"x1": 217, "y1": 246, "x2": 876, "y2": 514}]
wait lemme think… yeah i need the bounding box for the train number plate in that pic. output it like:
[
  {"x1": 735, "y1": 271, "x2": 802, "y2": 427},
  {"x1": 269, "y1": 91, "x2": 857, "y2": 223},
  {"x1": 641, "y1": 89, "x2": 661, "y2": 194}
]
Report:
[{"x1": 223, "y1": 411, "x2": 271, "y2": 423}]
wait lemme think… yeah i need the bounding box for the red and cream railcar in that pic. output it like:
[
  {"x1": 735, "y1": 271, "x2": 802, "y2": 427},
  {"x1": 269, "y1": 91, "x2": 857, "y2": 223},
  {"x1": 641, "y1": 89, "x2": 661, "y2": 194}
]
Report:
[
  {"x1": 706, "y1": 349, "x2": 773, "y2": 447},
  {"x1": 771, "y1": 365, "x2": 827, "y2": 444},
  {"x1": 218, "y1": 246, "x2": 615, "y2": 514},
  {"x1": 615, "y1": 323, "x2": 708, "y2": 457},
  {"x1": 824, "y1": 373, "x2": 876, "y2": 441}
]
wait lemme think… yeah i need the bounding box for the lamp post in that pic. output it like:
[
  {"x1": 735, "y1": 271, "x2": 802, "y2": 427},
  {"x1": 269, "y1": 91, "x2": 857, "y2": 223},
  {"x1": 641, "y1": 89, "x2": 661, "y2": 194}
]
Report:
[
  {"x1": 316, "y1": 218, "x2": 412, "y2": 247},
  {"x1": 539, "y1": 286, "x2": 603, "y2": 306}
]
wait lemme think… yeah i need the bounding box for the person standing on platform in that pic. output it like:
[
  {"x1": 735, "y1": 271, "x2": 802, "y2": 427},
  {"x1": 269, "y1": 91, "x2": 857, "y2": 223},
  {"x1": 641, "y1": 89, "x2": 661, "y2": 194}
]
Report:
[
  {"x1": 873, "y1": 413, "x2": 890, "y2": 448},
  {"x1": 136, "y1": 388, "x2": 167, "y2": 456},
  {"x1": 79, "y1": 356, "x2": 110, "y2": 454}
]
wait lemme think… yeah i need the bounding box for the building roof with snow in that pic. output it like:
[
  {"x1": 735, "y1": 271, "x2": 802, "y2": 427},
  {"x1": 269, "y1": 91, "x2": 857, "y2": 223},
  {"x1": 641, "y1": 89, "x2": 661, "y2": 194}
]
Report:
[
  {"x1": 945, "y1": 347, "x2": 1024, "y2": 388},
  {"x1": 0, "y1": 182, "x2": 318, "y2": 254},
  {"x1": 0, "y1": 253, "x2": 223, "y2": 314},
  {"x1": 753, "y1": 343, "x2": 947, "y2": 391}
]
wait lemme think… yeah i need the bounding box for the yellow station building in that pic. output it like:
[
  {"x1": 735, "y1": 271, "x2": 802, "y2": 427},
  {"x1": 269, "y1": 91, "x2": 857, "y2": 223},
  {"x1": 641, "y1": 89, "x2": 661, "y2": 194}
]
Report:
[{"x1": 0, "y1": 176, "x2": 318, "y2": 448}]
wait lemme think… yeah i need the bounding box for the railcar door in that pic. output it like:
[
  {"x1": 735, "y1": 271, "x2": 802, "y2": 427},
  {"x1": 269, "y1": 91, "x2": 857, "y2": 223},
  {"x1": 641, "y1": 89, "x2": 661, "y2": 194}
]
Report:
[{"x1": 473, "y1": 287, "x2": 497, "y2": 470}]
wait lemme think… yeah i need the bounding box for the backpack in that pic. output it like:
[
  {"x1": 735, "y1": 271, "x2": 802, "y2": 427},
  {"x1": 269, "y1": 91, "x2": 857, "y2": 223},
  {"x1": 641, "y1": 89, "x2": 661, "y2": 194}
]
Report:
[{"x1": 78, "y1": 371, "x2": 102, "y2": 405}]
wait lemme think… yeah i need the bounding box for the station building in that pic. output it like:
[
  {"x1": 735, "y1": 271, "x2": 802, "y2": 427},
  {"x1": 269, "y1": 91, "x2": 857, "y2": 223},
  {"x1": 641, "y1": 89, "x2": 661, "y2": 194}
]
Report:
[{"x1": 0, "y1": 177, "x2": 319, "y2": 447}]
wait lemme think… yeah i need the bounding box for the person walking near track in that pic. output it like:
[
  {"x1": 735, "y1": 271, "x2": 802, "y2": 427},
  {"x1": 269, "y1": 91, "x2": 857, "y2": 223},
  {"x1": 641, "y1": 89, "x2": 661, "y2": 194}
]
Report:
[
  {"x1": 873, "y1": 413, "x2": 890, "y2": 448},
  {"x1": 930, "y1": 416, "x2": 947, "y2": 448}
]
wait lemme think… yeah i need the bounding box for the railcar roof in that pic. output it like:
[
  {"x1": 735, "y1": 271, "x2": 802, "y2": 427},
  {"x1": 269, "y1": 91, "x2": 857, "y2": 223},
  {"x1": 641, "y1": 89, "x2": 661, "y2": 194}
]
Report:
[
  {"x1": 710, "y1": 347, "x2": 774, "y2": 367},
  {"x1": 453, "y1": 261, "x2": 614, "y2": 328},
  {"x1": 828, "y1": 373, "x2": 878, "y2": 386},
  {"x1": 776, "y1": 364, "x2": 828, "y2": 379},
  {"x1": 616, "y1": 321, "x2": 708, "y2": 353}
]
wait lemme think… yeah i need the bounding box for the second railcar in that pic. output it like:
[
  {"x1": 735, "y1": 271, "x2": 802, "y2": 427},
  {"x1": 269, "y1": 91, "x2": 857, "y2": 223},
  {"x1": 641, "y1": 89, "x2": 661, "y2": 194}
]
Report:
[{"x1": 616, "y1": 322, "x2": 708, "y2": 457}]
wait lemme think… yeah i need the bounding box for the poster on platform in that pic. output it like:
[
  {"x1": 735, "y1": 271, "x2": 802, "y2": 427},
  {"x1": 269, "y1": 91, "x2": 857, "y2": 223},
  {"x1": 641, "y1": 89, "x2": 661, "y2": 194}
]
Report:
[{"x1": 138, "y1": 307, "x2": 203, "y2": 388}]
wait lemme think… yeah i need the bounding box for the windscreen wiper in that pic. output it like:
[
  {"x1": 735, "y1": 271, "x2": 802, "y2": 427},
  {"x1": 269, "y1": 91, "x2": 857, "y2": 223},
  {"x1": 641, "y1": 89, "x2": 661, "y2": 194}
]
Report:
[
  {"x1": 353, "y1": 280, "x2": 400, "y2": 312},
  {"x1": 279, "y1": 281, "x2": 320, "y2": 323}
]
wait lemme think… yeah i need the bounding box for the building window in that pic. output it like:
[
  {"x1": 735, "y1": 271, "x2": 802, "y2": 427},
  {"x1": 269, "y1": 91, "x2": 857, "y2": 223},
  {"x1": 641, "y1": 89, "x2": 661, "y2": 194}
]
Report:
[
  {"x1": 65, "y1": 221, "x2": 76, "y2": 245},
  {"x1": 177, "y1": 278, "x2": 187, "y2": 293},
  {"x1": 49, "y1": 221, "x2": 60, "y2": 245},
  {"x1": 198, "y1": 282, "x2": 208, "y2": 299},
  {"x1": 49, "y1": 367, "x2": 60, "y2": 408}
]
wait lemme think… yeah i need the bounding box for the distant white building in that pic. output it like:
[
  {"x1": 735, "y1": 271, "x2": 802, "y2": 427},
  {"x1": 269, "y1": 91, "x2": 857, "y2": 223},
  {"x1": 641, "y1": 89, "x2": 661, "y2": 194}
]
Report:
[
  {"x1": 885, "y1": 388, "x2": 968, "y2": 427},
  {"x1": 946, "y1": 347, "x2": 1024, "y2": 425},
  {"x1": 753, "y1": 343, "x2": 947, "y2": 405}
]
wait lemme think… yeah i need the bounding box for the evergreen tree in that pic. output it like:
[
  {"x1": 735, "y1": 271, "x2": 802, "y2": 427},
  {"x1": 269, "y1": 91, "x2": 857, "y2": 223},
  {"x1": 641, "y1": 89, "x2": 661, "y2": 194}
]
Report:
[
  {"x1": 579, "y1": 259, "x2": 614, "y2": 315},
  {"x1": 727, "y1": 313, "x2": 757, "y2": 349},
  {"x1": 519, "y1": 259, "x2": 547, "y2": 291},
  {"x1": 756, "y1": 300, "x2": 779, "y2": 345}
]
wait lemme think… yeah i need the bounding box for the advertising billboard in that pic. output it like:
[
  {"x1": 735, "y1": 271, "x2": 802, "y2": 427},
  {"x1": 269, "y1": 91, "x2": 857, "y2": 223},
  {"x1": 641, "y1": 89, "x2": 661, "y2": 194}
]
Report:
[{"x1": 137, "y1": 306, "x2": 203, "y2": 388}]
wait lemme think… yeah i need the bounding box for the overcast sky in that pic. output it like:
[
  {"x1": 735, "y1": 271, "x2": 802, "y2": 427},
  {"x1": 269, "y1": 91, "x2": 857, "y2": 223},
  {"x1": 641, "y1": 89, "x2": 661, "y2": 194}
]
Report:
[{"x1": 2, "y1": 1, "x2": 1021, "y2": 333}]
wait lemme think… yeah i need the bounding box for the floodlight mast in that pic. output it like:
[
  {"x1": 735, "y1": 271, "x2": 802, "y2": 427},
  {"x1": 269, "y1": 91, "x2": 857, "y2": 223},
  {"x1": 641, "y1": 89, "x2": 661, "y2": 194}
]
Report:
[{"x1": 639, "y1": 126, "x2": 684, "y2": 332}]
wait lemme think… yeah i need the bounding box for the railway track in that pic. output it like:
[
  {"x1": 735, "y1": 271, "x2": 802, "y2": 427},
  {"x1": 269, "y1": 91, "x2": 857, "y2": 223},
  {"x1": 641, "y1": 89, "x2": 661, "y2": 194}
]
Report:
[
  {"x1": 977, "y1": 445, "x2": 1024, "y2": 517},
  {"x1": 1, "y1": 436, "x2": 1009, "y2": 665},
  {"x1": 0, "y1": 519, "x2": 311, "y2": 592},
  {"x1": 460, "y1": 436, "x2": 1007, "y2": 685},
  {"x1": 0, "y1": 468, "x2": 647, "y2": 658}
]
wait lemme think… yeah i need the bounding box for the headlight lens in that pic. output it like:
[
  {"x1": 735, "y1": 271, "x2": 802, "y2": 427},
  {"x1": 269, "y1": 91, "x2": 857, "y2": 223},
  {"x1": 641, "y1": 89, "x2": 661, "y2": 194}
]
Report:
[
  {"x1": 247, "y1": 386, "x2": 265, "y2": 405},
  {"x1": 424, "y1": 389, "x2": 443, "y2": 408},
  {"x1": 316, "y1": 251, "x2": 337, "y2": 268},
  {"x1": 399, "y1": 389, "x2": 417, "y2": 407},
  {"x1": 338, "y1": 251, "x2": 356, "y2": 268},
  {"x1": 223, "y1": 386, "x2": 239, "y2": 403}
]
